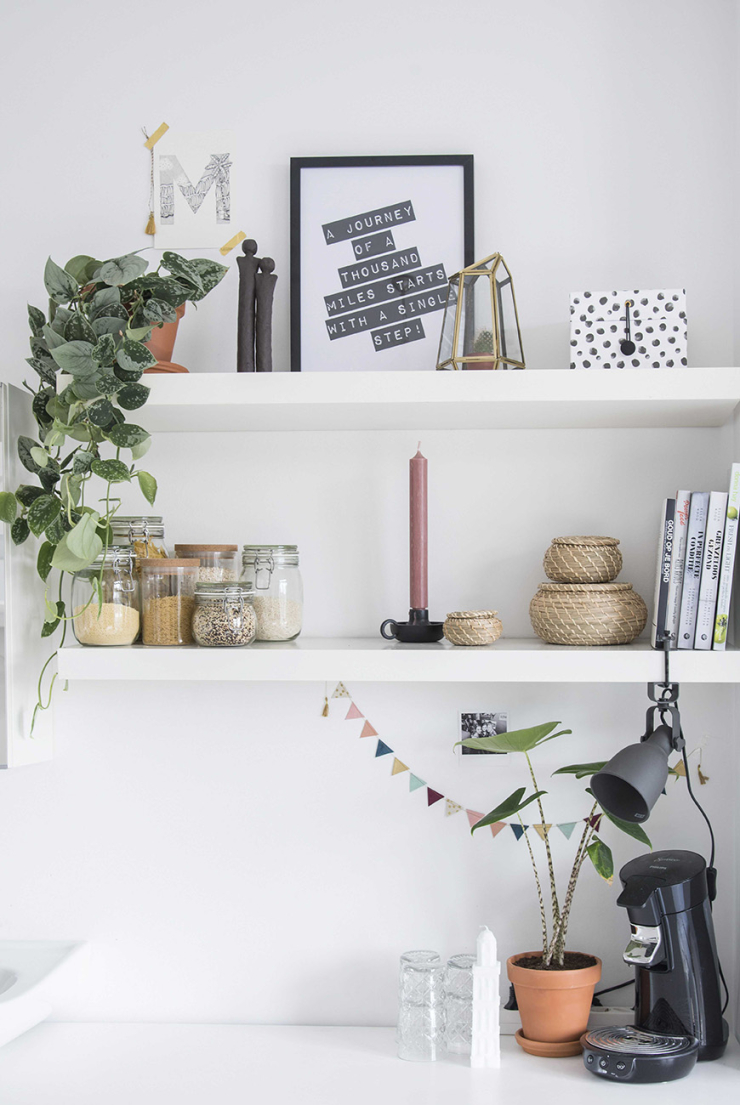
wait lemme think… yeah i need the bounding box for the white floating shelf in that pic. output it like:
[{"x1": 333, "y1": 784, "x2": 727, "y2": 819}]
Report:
[
  {"x1": 57, "y1": 637, "x2": 740, "y2": 683},
  {"x1": 136, "y1": 368, "x2": 740, "y2": 433}
]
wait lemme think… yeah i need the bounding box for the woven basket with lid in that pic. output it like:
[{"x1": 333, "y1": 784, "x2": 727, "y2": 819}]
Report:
[
  {"x1": 444, "y1": 610, "x2": 503, "y2": 646},
  {"x1": 543, "y1": 536, "x2": 622, "y2": 584},
  {"x1": 530, "y1": 583, "x2": 647, "y2": 646}
]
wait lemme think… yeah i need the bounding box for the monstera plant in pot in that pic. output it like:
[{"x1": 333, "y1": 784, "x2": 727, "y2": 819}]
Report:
[
  {"x1": 459, "y1": 721, "x2": 651, "y2": 1057},
  {"x1": 0, "y1": 249, "x2": 227, "y2": 729}
]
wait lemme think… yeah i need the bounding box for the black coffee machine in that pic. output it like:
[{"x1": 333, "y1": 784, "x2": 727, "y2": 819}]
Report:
[{"x1": 582, "y1": 850, "x2": 728, "y2": 1083}]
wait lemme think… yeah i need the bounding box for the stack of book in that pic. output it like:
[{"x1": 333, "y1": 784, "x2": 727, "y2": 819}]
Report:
[{"x1": 652, "y1": 464, "x2": 740, "y2": 650}]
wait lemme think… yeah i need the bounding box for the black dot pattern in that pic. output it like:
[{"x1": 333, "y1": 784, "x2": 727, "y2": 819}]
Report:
[{"x1": 569, "y1": 288, "x2": 686, "y2": 370}]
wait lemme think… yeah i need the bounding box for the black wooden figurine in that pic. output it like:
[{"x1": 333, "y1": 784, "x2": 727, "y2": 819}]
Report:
[
  {"x1": 255, "y1": 257, "x2": 277, "y2": 373},
  {"x1": 236, "y1": 239, "x2": 259, "y2": 373}
]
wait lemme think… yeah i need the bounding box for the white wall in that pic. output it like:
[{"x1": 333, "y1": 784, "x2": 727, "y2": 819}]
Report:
[{"x1": 0, "y1": 0, "x2": 738, "y2": 1027}]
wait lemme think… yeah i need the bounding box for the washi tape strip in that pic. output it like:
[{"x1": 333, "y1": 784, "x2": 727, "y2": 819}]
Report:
[
  {"x1": 144, "y1": 122, "x2": 169, "y2": 150},
  {"x1": 220, "y1": 231, "x2": 247, "y2": 256}
]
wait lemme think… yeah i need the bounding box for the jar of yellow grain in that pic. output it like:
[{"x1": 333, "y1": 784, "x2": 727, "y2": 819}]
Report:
[
  {"x1": 72, "y1": 547, "x2": 140, "y2": 646},
  {"x1": 139, "y1": 558, "x2": 200, "y2": 646},
  {"x1": 110, "y1": 515, "x2": 169, "y2": 561}
]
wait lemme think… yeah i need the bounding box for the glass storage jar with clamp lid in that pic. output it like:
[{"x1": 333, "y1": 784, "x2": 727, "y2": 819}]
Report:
[
  {"x1": 72, "y1": 546, "x2": 140, "y2": 646},
  {"x1": 174, "y1": 545, "x2": 239, "y2": 582},
  {"x1": 192, "y1": 581, "x2": 257, "y2": 646},
  {"x1": 111, "y1": 516, "x2": 169, "y2": 561},
  {"x1": 240, "y1": 545, "x2": 303, "y2": 641}
]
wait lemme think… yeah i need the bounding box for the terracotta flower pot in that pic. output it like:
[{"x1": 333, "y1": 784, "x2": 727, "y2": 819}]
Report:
[
  {"x1": 144, "y1": 303, "x2": 188, "y2": 373},
  {"x1": 507, "y1": 952, "x2": 601, "y2": 1057}
]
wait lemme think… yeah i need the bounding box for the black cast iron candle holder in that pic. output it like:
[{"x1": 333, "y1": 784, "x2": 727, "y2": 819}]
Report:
[{"x1": 380, "y1": 608, "x2": 444, "y2": 643}]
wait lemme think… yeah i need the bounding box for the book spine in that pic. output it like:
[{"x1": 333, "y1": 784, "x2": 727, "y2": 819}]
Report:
[
  {"x1": 713, "y1": 464, "x2": 740, "y2": 649},
  {"x1": 651, "y1": 498, "x2": 675, "y2": 648},
  {"x1": 695, "y1": 491, "x2": 728, "y2": 650},
  {"x1": 677, "y1": 492, "x2": 709, "y2": 649},
  {"x1": 665, "y1": 490, "x2": 691, "y2": 649}
]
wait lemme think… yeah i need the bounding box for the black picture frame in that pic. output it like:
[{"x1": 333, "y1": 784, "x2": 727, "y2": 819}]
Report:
[{"x1": 290, "y1": 155, "x2": 474, "y2": 372}]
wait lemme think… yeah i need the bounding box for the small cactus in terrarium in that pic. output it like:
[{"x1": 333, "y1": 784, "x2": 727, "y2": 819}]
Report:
[{"x1": 473, "y1": 328, "x2": 494, "y2": 354}]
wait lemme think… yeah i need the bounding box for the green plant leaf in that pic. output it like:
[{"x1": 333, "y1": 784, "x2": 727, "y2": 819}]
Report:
[
  {"x1": 94, "y1": 370, "x2": 121, "y2": 396},
  {"x1": 65, "y1": 255, "x2": 100, "y2": 285},
  {"x1": 28, "y1": 304, "x2": 46, "y2": 335},
  {"x1": 16, "y1": 485, "x2": 46, "y2": 507},
  {"x1": 27, "y1": 357, "x2": 57, "y2": 388},
  {"x1": 39, "y1": 467, "x2": 61, "y2": 493},
  {"x1": 162, "y1": 251, "x2": 204, "y2": 293},
  {"x1": 37, "y1": 541, "x2": 55, "y2": 581},
  {"x1": 51, "y1": 513, "x2": 102, "y2": 571},
  {"x1": 50, "y1": 340, "x2": 97, "y2": 377},
  {"x1": 67, "y1": 378, "x2": 100, "y2": 401},
  {"x1": 106, "y1": 423, "x2": 149, "y2": 449},
  {"x1": 586, "y1": 836, "x2": 614, "y2": 884},
  {"x1": 183, "y1": 257, "x2": 228, "y2": 302},
  {"x1": 64, "y1": 312, "x2": 97, "y2": 344},
  {"x1": 92, "y1": 333, "x2": 117, "y2": 366},
  {"x1": 93, "y1": 253, "x2": 148, "y2": 286},
  {"x1": 89, "y1": 286, "x2": 122, "y2": 319},
  {"x1": 126, "y1": 323, "x2": 154, "y2": 342},
  {"x1": 116, "y1": 337, "x2": 157, "y2": 372},
  {"x1": 143, "y1": 296, "x2": 178, "y2": 324},
  {"x1": 50, "y1": 306, "x2": 74, "y2": 336},
  {"x1": 113, "y1": 364, "x2": 143, "y2": 383},
  {"x1": 45, "y1": 514, "x2": 66, "y2": 545},
  {"x1": 11, "y1": 517, "x2": 30, "y2": 545},
  {"x1": 91, "y1": 458, "x2": 131, "y2": 483},
  {"x1": 28, "y1": 494, "x2": 61, "y2": 537},
  {"x1": 44, "y1": 257, "x2": 79, "y2": 303},
  {"x1": 136, "y1": 470, "x2": 157, "y2": 505},
  {"x1": 42, "y1": 323, "x2": 67, "y2": 349},
  {"x1": 91, "y1": 316, "x2": 127, "y2": 339},
  {"x1": 458, "y1": 721, "x2": 571, "y2": 755},
  {"x1": 72, "y1": 451, "x2": 94, "y2": 475},
  {"x1": 65, "y1": 422, "x2": 92, "y2": 441},
  {"x1": 18, "y1": 436, "x2": 42, "y2": 473},
  {"x1": 553, "y1": 762, "x2": 607, "y2": 780},
  {"x1": 86, "y1": 397, "x2": 115, "y2": 427},
  {"x1": 41, "y1": 600, "x2": 65, "y2": 637},
  {"x1": 151, "y1": 276, "x2": 190, "y2": 308},
  {"x1": 130, "y1": 436, "x2": 151, "y2": 461},
  {"x1": 117, "y1": 383, "x2": 150, "y2": 410},
  {"x1": 30, "y1": 447, "x2": 49, "y2": 469},
  {"x1": 33, "y1": 390, "x2": 55, "y2": 427},
  {"x1": 470, "y1": 787, "x2": 548, "y2": 834},
  {"x1": 0, "y1": 491, "x2": 18, "y2": 523}
]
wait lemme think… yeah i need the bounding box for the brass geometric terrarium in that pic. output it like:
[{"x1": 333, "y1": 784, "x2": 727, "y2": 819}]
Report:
[{"x1": 436, "y1": 252, "x2": 525, "y2": 370}]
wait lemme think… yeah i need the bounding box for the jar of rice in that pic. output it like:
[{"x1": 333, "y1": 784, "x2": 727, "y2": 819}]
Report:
[
  {"x1": 240, "y1": 545, "x2": 303, "y2": 641},
  {"x1": 174, "y1": 544, "x2": 239, "y2": 582}
]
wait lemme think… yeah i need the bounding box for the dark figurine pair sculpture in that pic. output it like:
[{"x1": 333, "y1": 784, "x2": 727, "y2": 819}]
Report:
[{"x1": 237, "y1": 239, "x2": 277, "y2": 372}]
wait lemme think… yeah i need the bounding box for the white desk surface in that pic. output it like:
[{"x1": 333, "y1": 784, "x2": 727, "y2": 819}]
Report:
[{"x1": 0, "y1": 1024, "x2": 737, "y2": 1104}]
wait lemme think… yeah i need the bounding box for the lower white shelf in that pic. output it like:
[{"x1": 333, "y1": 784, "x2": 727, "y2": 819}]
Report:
[
  {"x1": 56, "y1": 637, "x2": 740, "y2": 683},
  {"x1": 0, "y1": 1025, "x2": 736, "y2": 1105}
]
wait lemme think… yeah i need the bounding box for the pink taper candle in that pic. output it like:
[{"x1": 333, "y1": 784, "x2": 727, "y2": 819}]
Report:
[{"x1": 410, "y1": 444, "x2": 428, "y2": 610}]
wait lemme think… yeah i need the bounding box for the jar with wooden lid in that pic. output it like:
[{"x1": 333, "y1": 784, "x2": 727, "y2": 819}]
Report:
[
  {"x1": 240, "y1": 545, "x2": 303, "y2": 641},
  {"x1": 72, "y1": 546, "x2": 140, "y2": 646},
  {"x1": 543, "y1": 536, "x2": 622, "y2": 584},
  {"x1": 192, "y1": 582, "x2": 256, "y2": 647},
  {"x1": 174, "y1": 544, "x2": 239, "y2": 582},
  {"x1": 140, "y1": 558, "x2": 200, "y2": 645},
  {"x1": 111, "y1": 516, "x2": 169, "y2": 560}
]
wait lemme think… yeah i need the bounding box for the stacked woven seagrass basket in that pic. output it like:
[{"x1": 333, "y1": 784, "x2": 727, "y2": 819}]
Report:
[{"x1": 530, "y1": 536, "x2": 647, "y2": 646}]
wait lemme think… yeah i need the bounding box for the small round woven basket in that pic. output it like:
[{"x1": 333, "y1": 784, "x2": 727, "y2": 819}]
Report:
[
  {"x1": 529, "y1": 583, "x2": 647, "y2": 646},
  {"x1": 444, "y1": 610, "x2": 503, "y2": 646},
  {"x1": 543, "y1": 536, "x2": 622, "y2": 584}
]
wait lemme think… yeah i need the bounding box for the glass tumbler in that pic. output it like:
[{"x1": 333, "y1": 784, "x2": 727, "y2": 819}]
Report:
[
  {"x1": 397, "y1": 950, "x2": 444, "y2": 1062},
  {"x1": 443, "y1": 953, "x2": 476, "y2": 1055}
]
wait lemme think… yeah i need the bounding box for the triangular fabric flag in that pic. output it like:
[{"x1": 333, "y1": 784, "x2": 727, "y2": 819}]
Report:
[
  {"x1": 375, "y1": 740, "x2": 393, "y2": 758},
  {"x1": 587, "y1": 813, "x2": 603, "y2": 832},
  {"x1": 345, "y1": 701, "x2": 364, "y2": 720},
  {"x1": 427, "y1": 788, "x2": 444, "y2": 807},
  {"x1": 445, "y1": 799, "x2": 463, "y2": 817},
  {"x1": 359, "y1": 720, "x2": 378, "y2": 739},
  {"x1": 409, "y1": 774, "x2": 426, "y2": 792},
  {"x1": 533, "y1": 824, "x2": 552, "y2": 841},
  {"x1": 511, "y1": 824, "x2": 526, "y2": 841},
  {"x1": 391, "y1": 758, "x2": 409, "y2": 776},
  {"x1": 557, "y1": 822, "x2": 578, "y2": 840},
  {"x1": 490, "y1": 822, "x2": 507, "y2": 839},
  {"x1": 332, "y1": 682, "x2": 350, "y2": 698},
  {"x1": 466, "y1": 810, "x2": 484, "y2": 829}
]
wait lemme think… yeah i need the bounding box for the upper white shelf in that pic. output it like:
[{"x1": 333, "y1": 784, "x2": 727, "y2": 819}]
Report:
[
  {"x1": 57, "y1": 637, "x2": 740, "y2": 683},
  {"x1": 135, "y1": 368, "x2": 740, "y2": 433}
]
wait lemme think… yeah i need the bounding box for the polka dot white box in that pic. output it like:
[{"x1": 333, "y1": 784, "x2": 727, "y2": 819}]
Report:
[{"x1": 569, "y1": 288, "x2": 686, "y2": 369}]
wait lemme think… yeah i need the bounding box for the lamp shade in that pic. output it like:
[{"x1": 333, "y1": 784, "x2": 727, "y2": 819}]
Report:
[{"x1": 590, "y1": 725, "x2": 674, "y2": 823}]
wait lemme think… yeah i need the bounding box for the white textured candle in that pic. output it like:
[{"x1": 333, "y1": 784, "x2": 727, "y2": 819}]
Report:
[{"x1": 470, "y1": 926, "x2": 501, "y2": 1068}]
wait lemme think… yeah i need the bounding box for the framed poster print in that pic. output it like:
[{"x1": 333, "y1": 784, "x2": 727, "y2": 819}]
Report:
[{"x1": 290, "y1": 155, "x2": 474, "y2": 371}]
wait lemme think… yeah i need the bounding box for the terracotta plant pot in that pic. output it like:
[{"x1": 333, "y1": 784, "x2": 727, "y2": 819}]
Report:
[
  {"x1": 507, "y1": 952, "x2": 601, "y2": 1057},
  {"x1": 144, "y1": 303, "x2": 188, "y2": 373}
]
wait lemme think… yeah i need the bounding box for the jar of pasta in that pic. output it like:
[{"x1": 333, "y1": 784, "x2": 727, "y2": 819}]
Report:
[
  {"x1": 111, "y1": 516, "x2": 169, "y2": 560},
  {"x1": 140, "y1": 559, "x2": 200, "y2": 645},
  {"x1": 174, "y1": 544, "x2": 239, "y2": 582}
]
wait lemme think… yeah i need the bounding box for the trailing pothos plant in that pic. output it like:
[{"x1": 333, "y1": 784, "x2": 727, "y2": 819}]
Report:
[
  {"x1": 0, "y1": 249, "x2": 227, "y2": 730},
  {"x1": 458, "y1": 721, "x2": 652, "y2": 968}
]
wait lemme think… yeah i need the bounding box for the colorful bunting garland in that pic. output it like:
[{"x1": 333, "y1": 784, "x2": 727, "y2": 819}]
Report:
[{"x1": 324, "y1": 683, "x2": 599, "y2": 846}]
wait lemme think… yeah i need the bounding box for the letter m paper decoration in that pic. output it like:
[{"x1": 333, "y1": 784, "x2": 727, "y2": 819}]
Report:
[{"x1": 155, "y1": 129, "x2": 237, "y2": 249}]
